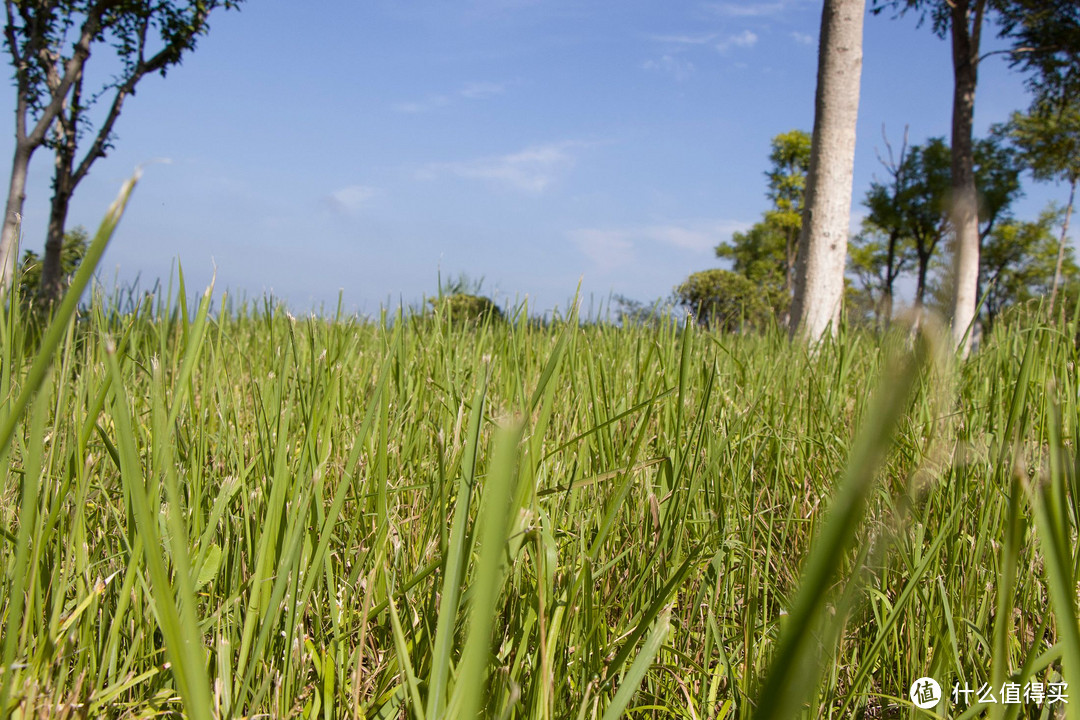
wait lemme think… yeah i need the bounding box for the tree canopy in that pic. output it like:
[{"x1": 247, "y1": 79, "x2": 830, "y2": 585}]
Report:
[
  {"x1": 0, "y1": 0, "x2": 244, "y2": 299},
  {"x1": 715, "y1": 129, "x2": 811, "y2": 321}
]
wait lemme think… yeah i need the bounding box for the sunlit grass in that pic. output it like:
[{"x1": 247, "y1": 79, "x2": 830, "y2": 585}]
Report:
[{"x1": 0, "y1": 183, "x2": 1078, "y2": 718}]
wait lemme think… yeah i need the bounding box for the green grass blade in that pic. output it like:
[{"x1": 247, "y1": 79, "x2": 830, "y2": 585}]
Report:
[
  {"x1": 753, "y1": 333, "x2": 931, "y2": 720},
  {"x1": 0, "y1": 172, "x2": 138, "y2": 454},
  {"x1": 448, "y1": 421, "x2": 524, "y2": 718},
  {"x1": 601, "y1": 607, "x2": 671, "y2": 720}
]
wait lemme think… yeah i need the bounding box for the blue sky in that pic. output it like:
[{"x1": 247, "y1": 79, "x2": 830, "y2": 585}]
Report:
[{"x1": 0, "y1": 0, "x2": 1061, "y2": 315}]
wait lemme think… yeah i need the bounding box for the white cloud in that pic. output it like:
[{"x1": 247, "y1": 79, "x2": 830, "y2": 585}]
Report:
[
  {"x1": 418, "y1": 141, "x2": 581, "y2": 193},
  {"x1": 645, "y1": 220, "x2": 751, "y2": 252},
  {"x1": 790, "y1": 31, "x2": 815, "y2": 45},
  {"x1": 716, "y1": 29, "x2": 758, "y2": 51},
  {"x1": 328, "y1": 185, "x2": 379, "y2": 214},
  {"x1": 394, "y1": 81, "x2": 509, "y2": 113},
  {"x1": 571, "y1": 220, "x2": 751, "y2": 270},
  {"x1": 641, "y1": 54, "x2": 696, "y2": 81}
]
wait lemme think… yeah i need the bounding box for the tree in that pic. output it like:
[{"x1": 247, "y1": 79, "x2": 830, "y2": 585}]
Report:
[
  {"x1": 0, "y1": 0, "x2": 243, "y2": 301},
  {"x1": 853, "y1": 132, "x2": 1021, "y2": 324},
  {"x1": 764, "y1": 130, "x2": 812, "y2": 297},
  {"x1": 1006, "y1": 97, "x2": 1080, "y2": 313},
  {"x1": 716, "y1": 220, "x2": 790, "y2": 317},
  {"x1": 871, "y1": 0, "x2": 989, "y2": 354},
  {"x1": 872, "y1": 0, "x2": 1080, "y2": 351},
  {"x1": 848, "y1": 225, "x2": 913, "y2": 330},
  {"x1": 972, "y1": 129, "x2": 1024, "y2": 295},
  {"x1": 715, "y1": 129, "x2": 810, "y2": 321},
  {"x1": 674, "y1": 269, "x2": 771, "y2": 332},
  {"x1": 851, "y1": 127, "x2": 917, "y2": 327},
  {"x1": 980, "y1": 204, "x2": 1079, "y2": 330},
  {"x1": 999, "y1": 0, "x2": 1080, "y2": 108},
  {"x1": 789, "y1": 0, "x2": 865, "y2": 343}
]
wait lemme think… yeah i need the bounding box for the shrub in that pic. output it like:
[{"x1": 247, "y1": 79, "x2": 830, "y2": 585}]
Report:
[
  {"x1": 675, "y1": 268, "x2": 771, "y2": 331},
  {"x1": 18, "y1": 226, "x2": 88, "y2": 305},
  {"x1": 428, "y1": 293, "x2": 504, "y2": 326}
]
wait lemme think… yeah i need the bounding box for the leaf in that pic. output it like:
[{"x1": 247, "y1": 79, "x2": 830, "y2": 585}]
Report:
[{"x1": 195, "y1": 544, "x2": 222, "y2": 591}]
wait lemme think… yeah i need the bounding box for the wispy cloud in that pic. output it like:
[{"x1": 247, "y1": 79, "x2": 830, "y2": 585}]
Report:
[
  {"x1": 571, "y1": 220, "x2": 751, "y2": 270},
  {"x1": 327, "y1": 185, "x2": 379, "y2": 214},
  {"x1": 716, "y1": 29, "x2": 758, "y2": 51},
  {"x1": 459, "y1": 81, "x2": 508, "y2": 99},
  {"x1": 703, "y1": 1, "x2": 787, "y2": 17},
  {"x1": 394, "y1": 80, "x2": 509, "y2": 113},
  {"x1": 649, "y1": 32, "x2": 719, "y2": 45},
  {"x1": 417, "y1": 141, "x2": 583, "y2": 193},
  {"x1": 790, "y1": 31, "x2": 815, "y2": 45},
  {"x1": 641, "y1": 54, "x2": 696, "y2": 82},
  {"x1": 570, "y1": 229, "x2": 637, "y2": 272}
]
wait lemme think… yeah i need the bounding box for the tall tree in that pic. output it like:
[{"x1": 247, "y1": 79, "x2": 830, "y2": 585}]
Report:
[
  {"x1": 764, "y1": 129, "x2": 812, "y2": 298},
  {"x1": 871, "y1": 0, "x2": 988, "y2": 354},
  {"x1": 789, "y1": 0, "x2": 865, "y2": 343},
  {"x1": 1, "y1": 0, "x2": 242, "y2": 301},
  {"x1": 873, "y1": 0, "x2": 1080, "y2": 350},
  {"x1": 1006, "y1": 97, "x2": 1080, "y2": 314},
  {"x1": 0, "y1": 0, "x2": 115, "y2": 297},
  {"x1": 900, "y1": 139, "x2": 951, "y2": 310},
  {"x1": 41, "y1": 1, "x2": 241, "y2": 303},
  {"x1": 716, "y1": 129, "x2": 811, "y2": 321}
]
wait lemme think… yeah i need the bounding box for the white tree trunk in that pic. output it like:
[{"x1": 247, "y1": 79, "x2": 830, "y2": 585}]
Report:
[
  {"x1": 1048, "y1": 178, "x2": 1075, "y2": 315},
  {"x1": 790, "y1": 0, "x2": 865, "y2": 342},
  {"x1": 949, "y1": 0, "x2": 984, "y2": 357},
  {"x1": 0, "y1": 143, "x2": 33, "y2": 296}
]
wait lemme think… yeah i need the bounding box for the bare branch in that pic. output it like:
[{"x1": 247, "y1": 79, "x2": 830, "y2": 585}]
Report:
[{"x1": 978, "y1": 46, "x2": 1037, "y2": 64}]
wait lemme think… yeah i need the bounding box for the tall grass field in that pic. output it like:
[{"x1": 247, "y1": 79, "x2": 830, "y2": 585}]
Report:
[{"x1": 1, "y1": 182, "x2": 1079, "y2": 719}]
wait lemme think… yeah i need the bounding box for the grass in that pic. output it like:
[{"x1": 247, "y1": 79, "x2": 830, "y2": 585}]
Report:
[{"x1": 0, "y1": 183, "x2": 1079, "y2": 719}]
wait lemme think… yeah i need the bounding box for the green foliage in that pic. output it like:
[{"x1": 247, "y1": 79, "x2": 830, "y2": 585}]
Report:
[
  {"x1": 999, "y1": 0, "x2": 1080, "y2": 107},
  {"x1": 611, "y1": 294, "x2": 677, "y2": 328},
  {"x1": 715, "y1": 129, "x2": 810, "y2": 318},
  {"x1": 974, "y1": 129, "x2": 1025, "y2": 237},
  {"x1": 17, "y1": 226, "x2": 88, "y2": 303},
  {"x1": 981, "y1": 204, "x2": 1079, "y2": 329},
  {"x1": 764, "y1": 129, "x2": 812, "y2": 235},
  {"x1": 428, "y1": 292, "x2": 505, "y2": 325},
  {"x1": 717, "y1": 222, "x2": 789, "y2": 305},
  {"x1": 852, "y1": 132, "x2": 1023, "y2": 314},
  {"x1": 1007, "y1": 97, "x2": 1080, "y2": 187},
  {"x1": 675, "y1": 268, "x2": 771, "y2": 330}
]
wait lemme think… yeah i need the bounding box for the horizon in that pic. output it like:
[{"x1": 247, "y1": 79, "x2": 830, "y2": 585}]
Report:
[{"x1": 0, "y1": 0, "x2": 1066, "y2": 316}]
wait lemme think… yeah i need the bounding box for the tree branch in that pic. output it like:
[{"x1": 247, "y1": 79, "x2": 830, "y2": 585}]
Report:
[
  {"x1": 979, "y1": 46, "x2": 1036, "y2": 64},
  {"x1": 71, "y1": 70, "x2": 140, "y2": 187},
  {"x1": 971, "y1": 0, "x2": 986, "y2": 67},
  {"x1": 25, "y1": 0, "x2": 124, "y2": 148}
]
